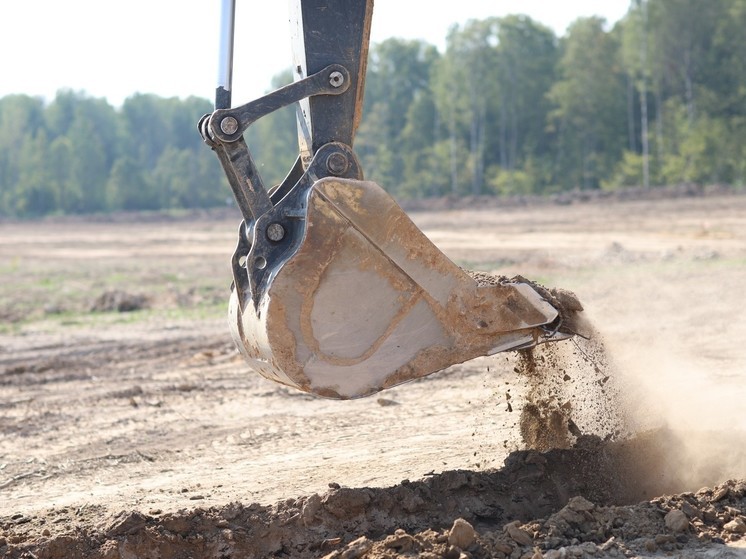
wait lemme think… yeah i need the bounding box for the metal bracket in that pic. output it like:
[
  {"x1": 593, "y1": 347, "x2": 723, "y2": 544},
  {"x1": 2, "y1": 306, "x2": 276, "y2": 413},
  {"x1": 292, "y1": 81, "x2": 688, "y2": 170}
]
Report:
[
  {"x1": 198, "y1": 64, "x2": 351, "y2": 225},
  {"x1": 207, "y1": 64, "x2": 351, "y2": 144},
  {"x1": 231, "y1": 143, "x2": 363, "y2": 312}
]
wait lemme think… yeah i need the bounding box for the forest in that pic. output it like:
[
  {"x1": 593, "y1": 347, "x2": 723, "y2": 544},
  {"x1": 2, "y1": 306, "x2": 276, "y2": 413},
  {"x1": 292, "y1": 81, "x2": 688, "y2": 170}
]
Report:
[{"x1": 1, "y1": 0, "x2": 745, "y2": 217}]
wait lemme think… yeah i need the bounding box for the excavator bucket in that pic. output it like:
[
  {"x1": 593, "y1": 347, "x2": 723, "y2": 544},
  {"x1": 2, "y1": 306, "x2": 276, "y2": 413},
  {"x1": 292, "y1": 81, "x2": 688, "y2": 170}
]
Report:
[{"x1": 200, "y1": 0, "x2": 584, "y2": 399}]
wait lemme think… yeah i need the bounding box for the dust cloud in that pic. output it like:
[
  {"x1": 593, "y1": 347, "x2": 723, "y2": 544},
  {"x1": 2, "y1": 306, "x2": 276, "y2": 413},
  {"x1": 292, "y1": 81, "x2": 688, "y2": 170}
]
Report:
[
  {"x1": 602, "y1": 333, "x2": 746, "y2": 491},
  {"x1": 516, "y1": 316, "x2": 746, "y2": 498}
]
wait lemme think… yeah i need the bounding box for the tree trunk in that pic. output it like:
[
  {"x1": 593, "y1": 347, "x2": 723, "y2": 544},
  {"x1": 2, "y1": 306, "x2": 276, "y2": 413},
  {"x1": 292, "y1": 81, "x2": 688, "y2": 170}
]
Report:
[
  {"x1": 449, "y1": 107, "x2": 458, "y2": 194},
  {"x1": 627, "y1": 73, "x2": 637, "y2": 152},
  {"x1": 639, "y1": 0, "x2": 650, "y2": 188}
]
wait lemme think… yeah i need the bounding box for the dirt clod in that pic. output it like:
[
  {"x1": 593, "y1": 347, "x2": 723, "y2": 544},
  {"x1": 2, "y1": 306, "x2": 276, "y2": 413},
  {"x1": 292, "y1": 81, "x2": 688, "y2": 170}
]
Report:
[
  {"x1": 448, "y1": 518, "x2": 477, "y2": 549},
  {"x1": 665, "y1": 509, "x2": 690, "y2": 533},
  {"x1": 505, "y1": 520, "x2": 534, "y2": 546},
  {"x1": 90, "y1": 290, "x2": 149, "y2": 312},
  {"x1": 725, "y1": 518, "x2": 746, "y2": 534}
]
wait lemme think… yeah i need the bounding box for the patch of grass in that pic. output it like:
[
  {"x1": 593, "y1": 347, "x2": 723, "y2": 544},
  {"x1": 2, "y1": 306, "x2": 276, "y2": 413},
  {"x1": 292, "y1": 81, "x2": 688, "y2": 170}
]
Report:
[
  {"x1": 0, "y1": 321, "x2": 22, "y2": 335},
  {"x1": 0, "y1": 257, "x2": 21, "y2": 274},
  {"x1": 9, "y1": 300, "x2": 227, "y2": 336}
]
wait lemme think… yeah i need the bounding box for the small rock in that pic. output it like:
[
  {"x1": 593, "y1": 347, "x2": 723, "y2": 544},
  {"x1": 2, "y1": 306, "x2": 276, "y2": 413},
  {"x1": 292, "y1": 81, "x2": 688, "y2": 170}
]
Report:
[
  {"x1": 654, "y1": 534, "x2": 675, "y2": 545},
  {"x1": 42, "y1": 528, "x2": 51, "y2": 537},
  {"x1": 711, "y1": 486, "x2": 730, "y2": 502},
  {"x1": 449, "y1": 518, "x2": 477, "y2": 549},
  {"x1": 644, "y1": 539, "x2": 657, "y2": 552},
  {"x1": 532, "y1": 549, "x2": 544, "y2": 559},
  {"x1": 544, "y1": 550, "x2": 565, "y2": 559},
  {"x1": 680, "y1": 501, "x2": 700, "y2": 519},
  {"x1": 505, "y1": 521, "x2": 534, "y2": 547},
  {"x1": 494, "y1": 541, "x2": 514, "y2": 554},
  {"x1": 664, "y1": 509, "x2": 690, "y2": 533},
  {"x1": 301, "y1": 494, "x2": 321, "y2": 526},
  {"x1": 567, "y1": 496, "x2": 594, "y2": 513},
  {"x1": 724, "y1": 518, "x2": 746, "y2": 534},
  {"x1": 553, "y1": 507, "x2": 584, "y2": 526},
  {"x1": 107, "y1": 511, "x2": 148, "y2": 536},
  {"x1": 384, "y1": 531, "x2": 418, "y2": 552},
  {"x1": 337, "y1": 536, "x2": 372, "y2": 559},
  {"x1": 703, "y1": 508, "x2": 719, "y2": 523}
]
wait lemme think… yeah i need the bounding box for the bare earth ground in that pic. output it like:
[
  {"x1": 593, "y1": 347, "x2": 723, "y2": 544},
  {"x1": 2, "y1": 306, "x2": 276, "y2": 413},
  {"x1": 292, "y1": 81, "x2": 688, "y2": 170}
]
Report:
[{"x1": 1, "y1": 192, "x2": 745, "y2": 558}]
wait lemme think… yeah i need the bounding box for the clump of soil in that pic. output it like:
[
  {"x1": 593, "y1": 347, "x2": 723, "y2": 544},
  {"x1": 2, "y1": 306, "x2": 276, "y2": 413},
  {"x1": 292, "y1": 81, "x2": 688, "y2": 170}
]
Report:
[
  {"x1": 90, "y1": 290, "x2": 150, "y2": 312},
  {"x1": 468, "y1": 270, "x2": 586, "y2": 341},
  {"x1": 467, "y1": 270, "x2": 509, "y2": 286}
]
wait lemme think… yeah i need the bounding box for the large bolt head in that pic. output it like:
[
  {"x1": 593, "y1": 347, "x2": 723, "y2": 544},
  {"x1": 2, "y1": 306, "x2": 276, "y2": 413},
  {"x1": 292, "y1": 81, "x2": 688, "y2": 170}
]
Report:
[
  {"x1": 326, "y1": 152, "x2": 349, "y2": 176},
  {"x1": 220, "y1": 116, "x2": 239, "y2": 135},
  {"x1": 329, "y1": 71, "x2": 345, "y2": 88},
  {"x1": 266, "y1": 222, "x2": 286, "y2": 242}
]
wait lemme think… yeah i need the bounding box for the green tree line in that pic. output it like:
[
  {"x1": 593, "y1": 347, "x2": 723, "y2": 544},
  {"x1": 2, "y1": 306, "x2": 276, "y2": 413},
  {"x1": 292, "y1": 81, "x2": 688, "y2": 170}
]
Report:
[
  {"x1": 352, "y1": 0, "x2": 746, "y2": 198},
  {"x1": 0, "y1": 92, "x2": 228, "y2": 216},
  {"x1": 1, "y1": 0, "x2": 745, "y2": 217}
]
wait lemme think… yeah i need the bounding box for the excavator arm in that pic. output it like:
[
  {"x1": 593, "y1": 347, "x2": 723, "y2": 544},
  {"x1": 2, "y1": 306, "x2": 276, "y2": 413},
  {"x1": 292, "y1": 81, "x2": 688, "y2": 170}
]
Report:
[{"x1": 198, "y1": 0, "x2": 584, "y2": 399}]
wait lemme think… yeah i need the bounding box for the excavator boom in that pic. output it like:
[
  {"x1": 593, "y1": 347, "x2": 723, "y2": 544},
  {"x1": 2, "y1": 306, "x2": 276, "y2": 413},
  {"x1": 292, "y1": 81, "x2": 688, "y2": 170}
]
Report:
[{"x1": 199, "y1": 0, "x2": 584, "y2": 399}]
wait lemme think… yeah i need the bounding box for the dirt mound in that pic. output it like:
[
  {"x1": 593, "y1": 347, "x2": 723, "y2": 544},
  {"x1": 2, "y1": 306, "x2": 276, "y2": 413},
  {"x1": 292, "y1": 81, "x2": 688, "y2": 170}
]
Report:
[
  {"x1": 2, "y1": 433, "x2": 744, "y2": 558},
  {"x1": 336, "y1": 478, "x2": 746, "y2": 559},
  {"x1": 399, "y1": 182, "x2": 741, "y2": 212},
  {"x1": 90, "y1": 290, "x2": 150, "y2": 312}
]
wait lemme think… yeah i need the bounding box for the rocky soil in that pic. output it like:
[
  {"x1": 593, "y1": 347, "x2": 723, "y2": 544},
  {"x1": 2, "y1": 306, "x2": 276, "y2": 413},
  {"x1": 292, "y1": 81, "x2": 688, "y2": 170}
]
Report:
[{"x1": 3, "y1": 437, "x2": 744, "y2": 558}]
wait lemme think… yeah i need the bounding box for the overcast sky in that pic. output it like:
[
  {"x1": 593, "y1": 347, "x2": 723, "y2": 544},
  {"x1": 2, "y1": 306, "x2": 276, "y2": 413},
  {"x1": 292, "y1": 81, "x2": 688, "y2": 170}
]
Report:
[{"x1": 1, "y1": 1, "x2": 630, "y2": 107}]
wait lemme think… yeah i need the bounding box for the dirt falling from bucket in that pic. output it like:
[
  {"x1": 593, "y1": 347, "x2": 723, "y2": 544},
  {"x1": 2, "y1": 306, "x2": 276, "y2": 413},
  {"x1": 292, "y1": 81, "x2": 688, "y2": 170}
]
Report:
[{"x1": 514, "y1": 327, "x2": 631, "y2": 452}]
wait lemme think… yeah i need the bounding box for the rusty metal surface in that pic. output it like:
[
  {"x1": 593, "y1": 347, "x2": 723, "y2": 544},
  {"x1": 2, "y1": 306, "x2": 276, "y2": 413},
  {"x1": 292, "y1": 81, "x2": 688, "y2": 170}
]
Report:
[{"x1": 230, "y1": 178, "x2": 572, "y2": 399}]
